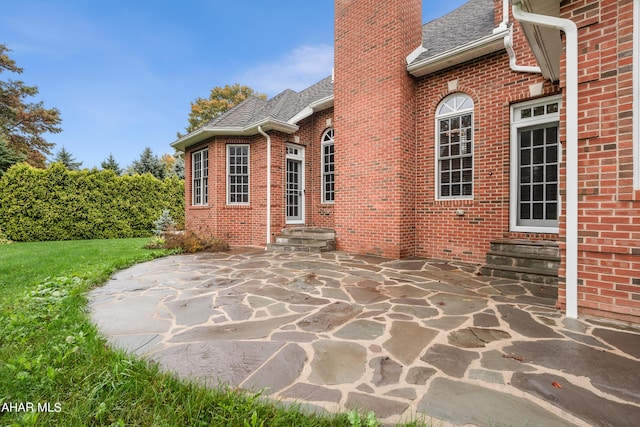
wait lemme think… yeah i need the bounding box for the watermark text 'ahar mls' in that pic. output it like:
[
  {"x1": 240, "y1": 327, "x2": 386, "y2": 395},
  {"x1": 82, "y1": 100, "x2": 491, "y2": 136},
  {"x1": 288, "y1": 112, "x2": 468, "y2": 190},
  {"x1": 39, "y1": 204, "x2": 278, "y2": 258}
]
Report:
[{"x1": 1, "y1": 402, "x2": 62, "y2": 413}]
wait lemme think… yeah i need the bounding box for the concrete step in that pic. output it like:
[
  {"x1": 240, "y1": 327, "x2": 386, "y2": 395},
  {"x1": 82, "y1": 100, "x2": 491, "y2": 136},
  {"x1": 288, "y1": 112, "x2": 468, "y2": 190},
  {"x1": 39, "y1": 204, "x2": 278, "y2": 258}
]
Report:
[
  {"x1": 482, "y1": 240, "x2": 559, "y2": 286},
  {"x1": 269, "y1": 227, "x2": 336, "y2": 253},
  {"x1": 281, "y1": 227, "x2": 336, "y2": 240},
  {"x1": 486, "y1": 251, "x2": 560, "y2": 271},
  {"x1": 267, "y1": 240, "x2": 334, "y2": 253},
  {"x1": 489, "y1": 239, "x2": 559, "y2": 257},
  {"x1": 480, "y1": 264, "x2": 559, "y2": 286}
]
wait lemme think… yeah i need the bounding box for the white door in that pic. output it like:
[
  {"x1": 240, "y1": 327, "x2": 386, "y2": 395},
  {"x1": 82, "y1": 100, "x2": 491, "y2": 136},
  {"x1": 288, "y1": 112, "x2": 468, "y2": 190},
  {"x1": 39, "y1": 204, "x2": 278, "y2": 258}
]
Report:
[{"x1": 286, "y1": 145, "x2": 305, "y2": 224}]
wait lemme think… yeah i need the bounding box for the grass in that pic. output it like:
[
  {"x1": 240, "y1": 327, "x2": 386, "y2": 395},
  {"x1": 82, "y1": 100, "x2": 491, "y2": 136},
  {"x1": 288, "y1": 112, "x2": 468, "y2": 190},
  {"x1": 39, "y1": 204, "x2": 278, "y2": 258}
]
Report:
[{"x1": 0, "y1": 239, "x2": 428, "y2": 427}]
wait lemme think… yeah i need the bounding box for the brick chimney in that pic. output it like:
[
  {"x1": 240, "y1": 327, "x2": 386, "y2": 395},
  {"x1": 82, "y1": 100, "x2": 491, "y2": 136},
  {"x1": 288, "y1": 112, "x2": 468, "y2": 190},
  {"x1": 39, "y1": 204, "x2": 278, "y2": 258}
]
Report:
[{"x1": 333, "y1": 0, "x2": 422, "y2": 258}]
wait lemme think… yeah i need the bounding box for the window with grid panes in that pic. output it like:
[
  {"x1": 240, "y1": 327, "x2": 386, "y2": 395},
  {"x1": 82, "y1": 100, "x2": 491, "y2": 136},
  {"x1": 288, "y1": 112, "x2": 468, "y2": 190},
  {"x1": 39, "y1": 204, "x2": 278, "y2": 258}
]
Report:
[
  {"x1": 436, "y1": 94, "x2": 474, "y2": 199},
  {"x1": 192, "y1": 148, "x2": 208, "y2": 205},
  {"x1": 321, "y1": 128, "x2": 334, "y2": 203},
  {"x1": 510, "y1": 97, "x2": 561, "y2": 232},
  {"x1": 227, "y1": 145, "x2": 249, "y2": 204}
]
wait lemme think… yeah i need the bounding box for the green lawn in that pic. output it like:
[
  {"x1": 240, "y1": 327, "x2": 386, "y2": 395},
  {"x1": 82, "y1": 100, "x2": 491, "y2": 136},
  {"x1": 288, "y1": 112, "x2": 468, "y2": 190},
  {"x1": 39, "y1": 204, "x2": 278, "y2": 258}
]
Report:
[{"x1": 0, "y1": 239, "x2": 424, "y2": 426}]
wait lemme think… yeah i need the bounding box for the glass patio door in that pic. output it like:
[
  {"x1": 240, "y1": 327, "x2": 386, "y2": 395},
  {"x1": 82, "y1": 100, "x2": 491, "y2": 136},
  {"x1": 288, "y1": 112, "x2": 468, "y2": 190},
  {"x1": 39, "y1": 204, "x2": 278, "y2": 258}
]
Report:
[{"x1": 286, "y1": 145, "x2": 305, "y2": 224}]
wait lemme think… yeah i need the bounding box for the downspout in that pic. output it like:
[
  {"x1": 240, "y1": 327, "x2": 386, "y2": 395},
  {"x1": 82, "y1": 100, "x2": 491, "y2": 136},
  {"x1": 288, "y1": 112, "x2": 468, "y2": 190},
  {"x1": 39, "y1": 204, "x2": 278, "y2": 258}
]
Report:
[
  {"x1": 512, "y1": 2, "x2": 579, "y2": 319},
  {"x1": 504, "y1": 25, "x2": 542, "y2": 74},
  {"x1": 501, "y1": 0, "x2": 541, "y2": 74},
  {"x1": 258, "y1": 126, "x2": 271, "y2": 249}
]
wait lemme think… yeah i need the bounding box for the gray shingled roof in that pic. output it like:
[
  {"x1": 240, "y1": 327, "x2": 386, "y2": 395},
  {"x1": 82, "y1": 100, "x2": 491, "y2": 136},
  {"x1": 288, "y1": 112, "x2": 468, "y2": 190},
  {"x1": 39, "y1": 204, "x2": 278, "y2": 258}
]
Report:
[
  {"x1": 174, "y1": 0, "x2": 497, "y2": 149},
  {"x1": 198, "y1": 1, "x2": 495, "y2": 130},
  {"x1": 410, "y1": 0, "x2": 496, "y2": 65},
  {"x1": 204, "y1": 76, "x2": 333, "y2": 129}
]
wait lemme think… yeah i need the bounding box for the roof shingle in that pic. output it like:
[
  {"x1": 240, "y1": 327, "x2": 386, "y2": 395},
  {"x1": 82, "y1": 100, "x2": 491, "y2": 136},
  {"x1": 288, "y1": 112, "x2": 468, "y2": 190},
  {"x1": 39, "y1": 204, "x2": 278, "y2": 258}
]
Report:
[{"x1": 410, "y1": 0, "x2": 496, "y2": 65}]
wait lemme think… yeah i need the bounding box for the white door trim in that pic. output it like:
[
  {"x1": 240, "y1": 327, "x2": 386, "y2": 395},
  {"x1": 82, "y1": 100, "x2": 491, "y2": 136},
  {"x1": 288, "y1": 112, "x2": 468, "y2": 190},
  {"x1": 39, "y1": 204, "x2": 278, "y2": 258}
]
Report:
[{"x1": 286, "y1": 144, "x2": 305, "y2": 224}]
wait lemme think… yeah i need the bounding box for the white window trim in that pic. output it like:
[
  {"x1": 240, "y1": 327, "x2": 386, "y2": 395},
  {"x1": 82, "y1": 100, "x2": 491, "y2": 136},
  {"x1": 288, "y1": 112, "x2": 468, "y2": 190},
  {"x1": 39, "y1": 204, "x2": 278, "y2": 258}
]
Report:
[
  {"x1": 226, "y1": 144, "x2": 250, "y2": 205},
  {"x1": 510, "y1": 96, "x2": 562, "y2": 234},
  {"x1": 286, "y1": 144, "x2": 306, "y2": 224},
  {"x1": 435, "y1": 94, "x2": 474, "y2": 200},
  {"x1": 321, "y1": 128, "x2": 335, "y2": 204},
  {"x1": 634, "y1": 0, "x2": 639, "y2": 190},
  {"x1": 191, "y1": 148, "x2": 208, "y2": 206}
]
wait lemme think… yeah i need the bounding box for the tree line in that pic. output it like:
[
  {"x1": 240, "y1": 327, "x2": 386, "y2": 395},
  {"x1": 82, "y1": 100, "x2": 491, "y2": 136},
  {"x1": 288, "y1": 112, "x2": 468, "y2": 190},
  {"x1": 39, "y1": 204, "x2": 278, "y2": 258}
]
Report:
[
  {"x1": 1, "y1": 42, "x2": 265, "y2": 179},
  {"x1": 50, "y1": 145, "x2": 185, "y2": 180}
]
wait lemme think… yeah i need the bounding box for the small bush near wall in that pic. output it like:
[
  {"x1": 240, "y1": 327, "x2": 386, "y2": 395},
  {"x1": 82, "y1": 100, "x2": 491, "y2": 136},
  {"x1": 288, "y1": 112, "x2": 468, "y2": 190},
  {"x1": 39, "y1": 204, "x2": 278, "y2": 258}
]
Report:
[
  {"x1": 0, "y1": 163, "x2": 184, "y2": 241},
  {"x1": 162, "y1": 230, "x2": 229, "y2": 253}
]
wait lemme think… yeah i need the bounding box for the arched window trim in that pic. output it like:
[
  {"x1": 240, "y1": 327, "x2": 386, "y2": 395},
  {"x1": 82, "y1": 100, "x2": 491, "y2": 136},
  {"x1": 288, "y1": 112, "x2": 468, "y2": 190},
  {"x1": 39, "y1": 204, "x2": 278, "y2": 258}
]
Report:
[
  {"x1": 437, "y1": 93, "x2": 474, "y2": 117},
  {"x1": 321, "y1": 128, "x2": 335, "y2": 204},
  {"x1": 435, "y1": 93, "x2": 474, "y2": 200}
]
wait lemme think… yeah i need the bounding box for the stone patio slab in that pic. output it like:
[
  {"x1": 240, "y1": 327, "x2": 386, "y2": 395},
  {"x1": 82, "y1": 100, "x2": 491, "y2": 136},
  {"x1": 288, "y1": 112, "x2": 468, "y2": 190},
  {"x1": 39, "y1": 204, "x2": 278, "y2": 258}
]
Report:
[{"x1": 89, "y1": 250, "x2": 640, "y2": 426}]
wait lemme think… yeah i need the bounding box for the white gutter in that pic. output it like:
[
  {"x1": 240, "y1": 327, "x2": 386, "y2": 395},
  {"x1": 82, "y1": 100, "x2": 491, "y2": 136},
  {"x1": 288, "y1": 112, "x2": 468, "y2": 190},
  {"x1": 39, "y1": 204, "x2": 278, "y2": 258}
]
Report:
[
  {"x1": 512, "y1": 2, "x2": 579, "y2": 319},
  {"x1": 494, "y1": 0, "x2": 509, "y2": 32},
  {"x1": 171, "y1": 118, "x2": 298, "y2": 151},
  {"x1": 287, "y1": 95, "x2": 334, "y2": 125},
  {"x1": 258, "y1": 126, "x2": 271, "y2": 249},
  {"x1": 407, "y1": 29, "x2": 508, "y2": 77}
]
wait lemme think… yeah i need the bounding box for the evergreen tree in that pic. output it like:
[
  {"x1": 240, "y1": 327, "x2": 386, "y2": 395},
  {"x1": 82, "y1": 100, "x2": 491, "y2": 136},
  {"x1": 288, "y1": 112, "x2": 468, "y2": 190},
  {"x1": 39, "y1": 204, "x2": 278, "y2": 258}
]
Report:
[
  {"x1": 1, "y1": 44, "x2": 62, "y2": 167},
  {"x1": 100, "y1": 153, "x2": 122, "y2": 175},
  {"x1": 172, "y1": 154, "x2": 185, "y2": 179},
  {"x1": 130, "y1": 147, "x2": 165, "y2": 179},
  {"x1": 51, "y1": 146, "x2": 82, "y2": 170},
  {"x1": 0, "y1": 133, "x2": 25, "y2": 176}
]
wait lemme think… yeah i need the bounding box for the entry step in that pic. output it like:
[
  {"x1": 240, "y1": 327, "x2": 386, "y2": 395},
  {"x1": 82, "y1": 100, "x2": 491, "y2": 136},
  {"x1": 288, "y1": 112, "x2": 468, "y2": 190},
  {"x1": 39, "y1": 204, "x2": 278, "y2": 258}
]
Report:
[{"x1": 268, "y1": 227, "x2": 336, "y2": 253}]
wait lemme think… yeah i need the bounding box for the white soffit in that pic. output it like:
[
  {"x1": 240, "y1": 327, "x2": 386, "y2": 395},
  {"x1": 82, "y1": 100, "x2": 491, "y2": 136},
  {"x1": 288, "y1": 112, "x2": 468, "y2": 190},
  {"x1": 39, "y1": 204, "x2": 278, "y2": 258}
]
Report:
[{"x1": 517, "y1": 0, "x2": 563, "y2": 82}]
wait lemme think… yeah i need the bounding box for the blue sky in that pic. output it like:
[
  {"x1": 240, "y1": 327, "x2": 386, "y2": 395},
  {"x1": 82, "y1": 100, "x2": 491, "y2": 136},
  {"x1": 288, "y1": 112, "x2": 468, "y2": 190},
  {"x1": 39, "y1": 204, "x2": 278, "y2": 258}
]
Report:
[{"x1": 2, "y1": 1, "x2": 468, "y2": 169}]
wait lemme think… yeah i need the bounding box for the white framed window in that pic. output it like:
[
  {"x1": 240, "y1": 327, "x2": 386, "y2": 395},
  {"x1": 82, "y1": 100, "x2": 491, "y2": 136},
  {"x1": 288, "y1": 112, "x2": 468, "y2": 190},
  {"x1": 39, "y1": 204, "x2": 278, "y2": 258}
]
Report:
[
  {"x1": 510, "y1": 96, "x2": 562, "y2": 233},
  {"x1": 227, "y1": 144, "x2": 249, "y2": 205},
  {"x1": 321, "y1": 128, "x2": 335, "y2": 203},
  {"x1": 436, "y1": 94, "x2": 474, "y2": 199},
  {"x1": 191, "y1": 148, "x2": 208, "y2": 206}
]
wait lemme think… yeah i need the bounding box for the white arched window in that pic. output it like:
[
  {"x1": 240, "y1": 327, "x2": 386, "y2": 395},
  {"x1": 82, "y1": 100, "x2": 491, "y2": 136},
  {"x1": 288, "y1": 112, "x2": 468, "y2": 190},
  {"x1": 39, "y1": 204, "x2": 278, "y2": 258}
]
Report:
[
  {"x1": 321, "y1": 128, "x2": 334, "y2": 203},
  {"x1": 436, "y1": 94, "x2": 474, "y2": 199}
]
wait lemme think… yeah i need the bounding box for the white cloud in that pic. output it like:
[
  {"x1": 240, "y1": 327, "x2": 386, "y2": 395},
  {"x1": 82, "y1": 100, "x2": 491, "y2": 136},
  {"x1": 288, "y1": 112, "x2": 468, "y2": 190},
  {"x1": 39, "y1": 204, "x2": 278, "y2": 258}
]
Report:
[{"x1": 237, "y1": 44, "x2": 334, "y2": 96}]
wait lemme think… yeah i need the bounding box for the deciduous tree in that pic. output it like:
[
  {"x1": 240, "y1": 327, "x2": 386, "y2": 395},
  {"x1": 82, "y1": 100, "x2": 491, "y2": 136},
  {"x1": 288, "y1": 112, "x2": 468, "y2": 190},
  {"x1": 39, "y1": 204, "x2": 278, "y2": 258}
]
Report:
[
  {"x1": 0, "y1": 44, "x2": 62, "y2": 168},
  {"x1": 180, "y1": 84, "x2": 266, "y2": 136}
]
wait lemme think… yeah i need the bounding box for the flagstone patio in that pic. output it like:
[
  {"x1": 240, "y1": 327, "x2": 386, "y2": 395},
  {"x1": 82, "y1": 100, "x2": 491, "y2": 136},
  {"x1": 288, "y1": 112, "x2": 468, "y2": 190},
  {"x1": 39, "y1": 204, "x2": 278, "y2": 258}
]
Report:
[{"x1": 88, "y1": 248, "x2": 640, "y2": 426}]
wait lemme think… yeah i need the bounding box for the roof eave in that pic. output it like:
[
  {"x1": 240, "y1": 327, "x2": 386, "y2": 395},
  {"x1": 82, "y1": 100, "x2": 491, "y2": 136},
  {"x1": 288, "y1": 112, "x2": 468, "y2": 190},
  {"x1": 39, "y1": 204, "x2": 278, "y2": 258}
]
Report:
[
  {"x1": 171, "y1": 118, "x2": 299, "y2": 152},
  {"x1": 288, "y1": 95, "x2": 335, "y2": 125},
  {"x1": 516, "y1": 0, "x2": 563, "y2": 82},
  {"x1": 407, "y1": 29, "x2": 509, "y2": 78}
]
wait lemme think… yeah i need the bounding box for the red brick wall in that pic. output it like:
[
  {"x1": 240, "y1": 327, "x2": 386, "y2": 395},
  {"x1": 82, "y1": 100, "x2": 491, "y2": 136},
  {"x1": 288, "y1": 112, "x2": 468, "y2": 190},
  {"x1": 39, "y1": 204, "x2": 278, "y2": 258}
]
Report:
[
  {"x1": 555, "y1": 0, "x2": 640, "y2": 323},
  {"x1": 183, "y1": 110, "x2": 337, "y2": 247},
  {"x1": 290, "y1": 108, "x2": 336, "y2": 230},
  {"x1": 414, "y1": 51, "x2": 558, "y2": 264},
  {"x1": 185, "y1": 135, "x2": 268, "y2": 247},
  {"x1": 334, "y1": 0, "x2": 422, "y2": 258}
]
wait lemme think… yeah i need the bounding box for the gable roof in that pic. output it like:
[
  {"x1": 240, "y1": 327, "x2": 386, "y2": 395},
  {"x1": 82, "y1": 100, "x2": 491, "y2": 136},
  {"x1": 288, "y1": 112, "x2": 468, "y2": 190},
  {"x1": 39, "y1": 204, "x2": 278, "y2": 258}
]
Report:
[
  {"x1": 172, "y1": 76, "x2": 334, "y2": 151},
  {"x1": 173, "y1": 0, "x2": 509, "y2": 151},
  {"x1": 407, "y1": 0, "x2": 507, "y2": 77}
]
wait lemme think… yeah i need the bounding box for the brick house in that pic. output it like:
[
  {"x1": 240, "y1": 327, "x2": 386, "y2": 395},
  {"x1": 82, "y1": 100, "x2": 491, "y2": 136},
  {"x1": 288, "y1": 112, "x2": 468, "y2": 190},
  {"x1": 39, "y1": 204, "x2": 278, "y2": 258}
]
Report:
[{"x1": 172, "y1": 0, "x2": 640, "y2": 324}]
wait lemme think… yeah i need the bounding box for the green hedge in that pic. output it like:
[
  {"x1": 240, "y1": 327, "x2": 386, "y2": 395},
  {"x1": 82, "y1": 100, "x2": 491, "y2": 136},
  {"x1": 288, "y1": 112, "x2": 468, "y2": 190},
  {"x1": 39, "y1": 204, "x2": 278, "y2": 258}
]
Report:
[{"x1": 0, "y1": 163, "x2": 184, "y2": 241}]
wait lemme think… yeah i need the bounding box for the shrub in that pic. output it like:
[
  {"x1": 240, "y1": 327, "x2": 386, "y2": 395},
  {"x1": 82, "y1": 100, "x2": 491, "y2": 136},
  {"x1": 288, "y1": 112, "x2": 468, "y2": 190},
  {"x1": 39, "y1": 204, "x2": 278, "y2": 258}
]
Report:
[
  {"x1": 152, "y1": 209, "x2": 176, "y2": 236},
  {"x1": 0, "y1": 163, "x2": 184, "y2": 241},
  {"x1": 162, "y1": 230, "x2": 229, "y2": 253},
  {"x1": 0, "y1": 225, "x2": 12, "y2": 245}
]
